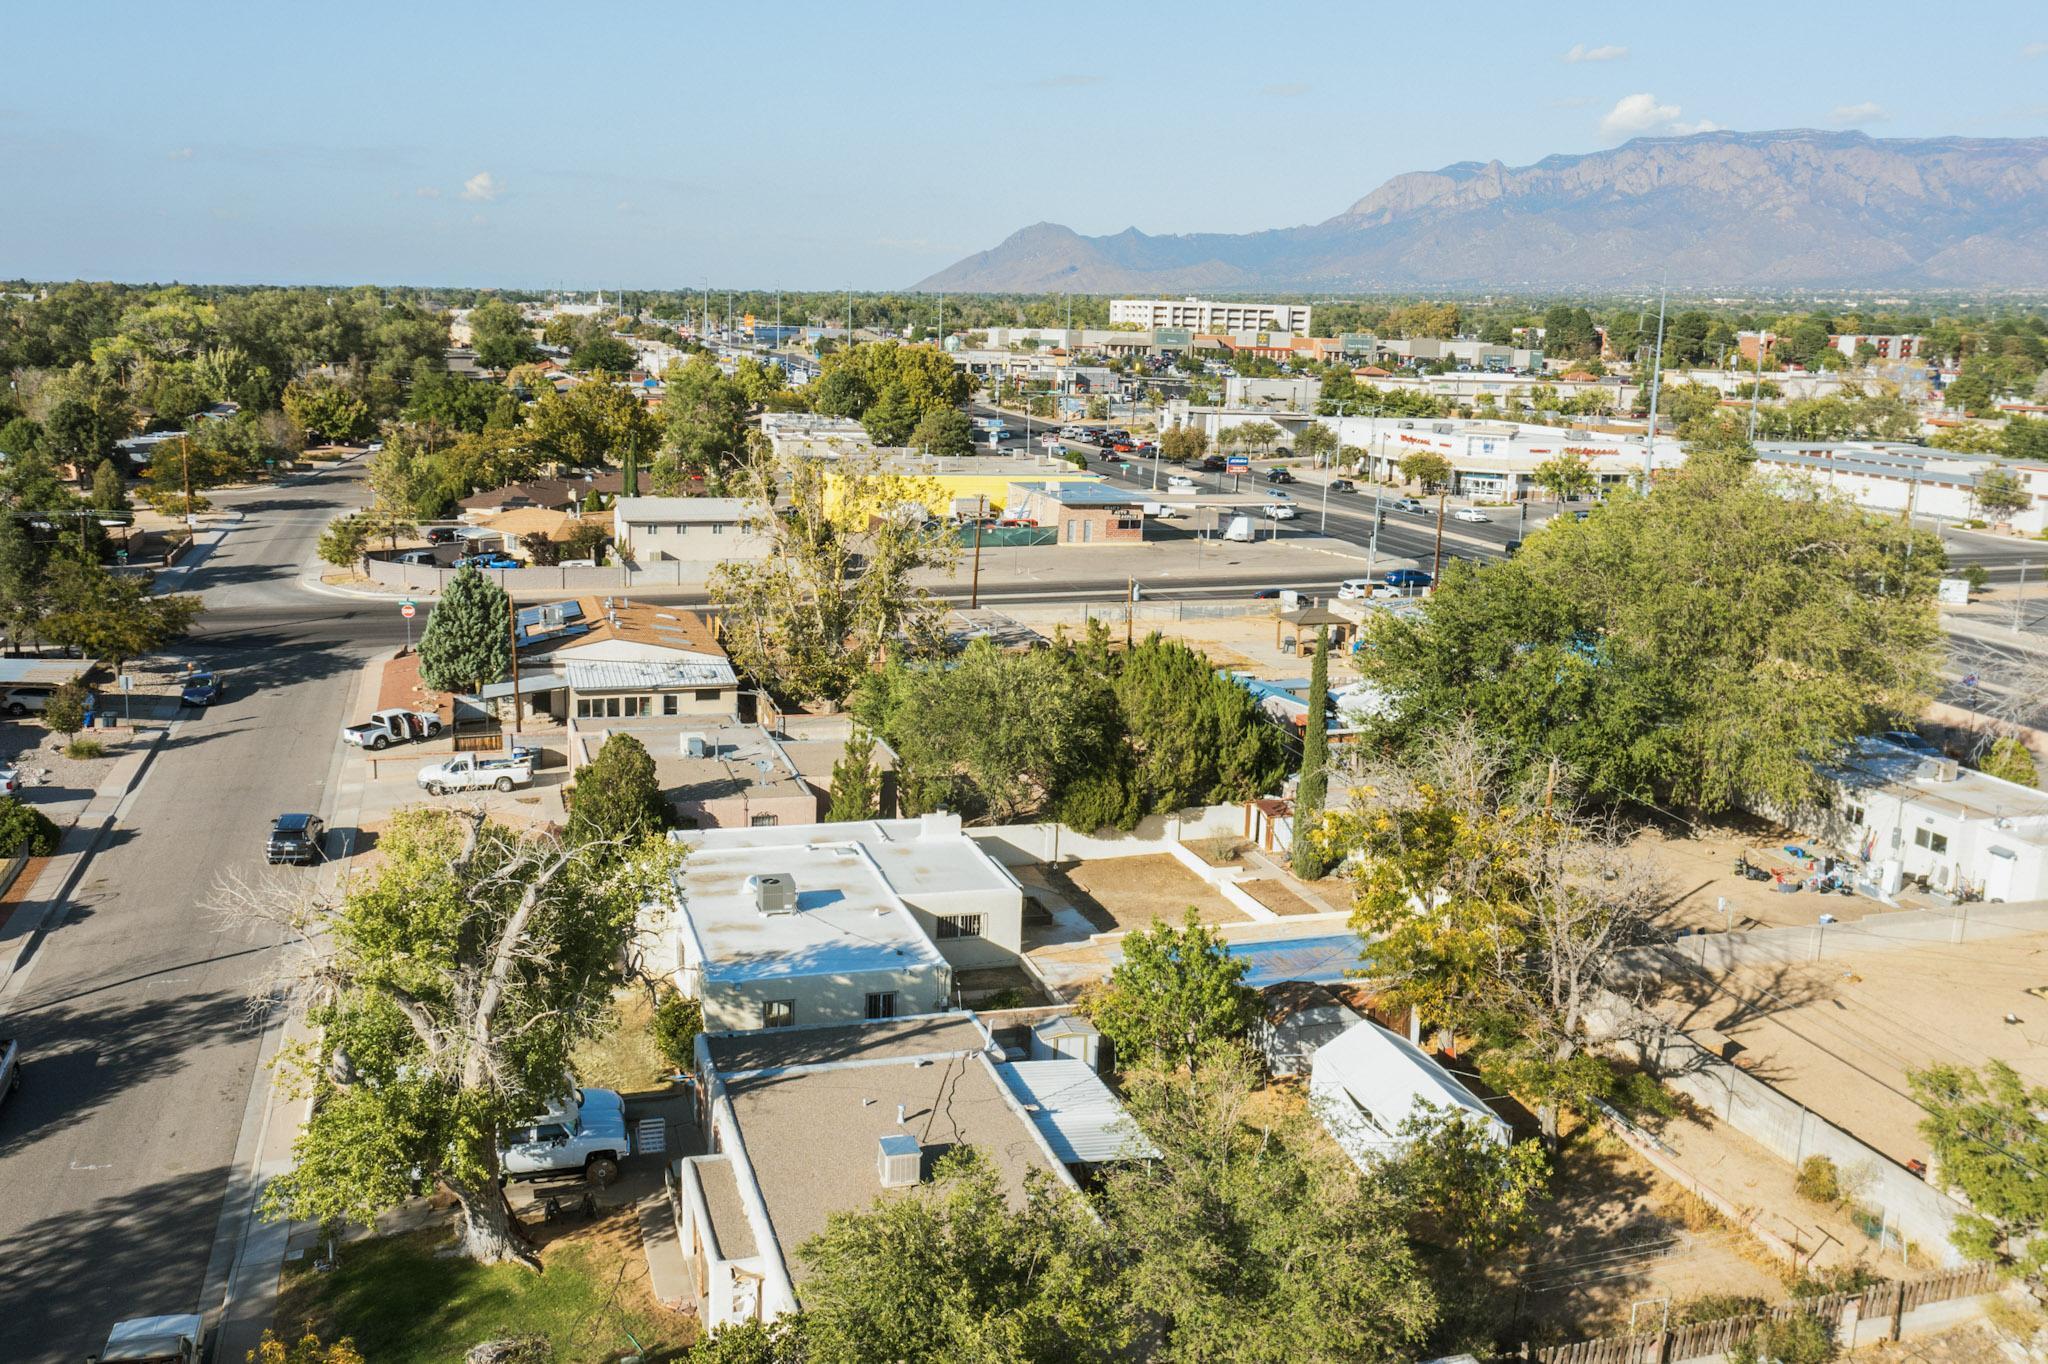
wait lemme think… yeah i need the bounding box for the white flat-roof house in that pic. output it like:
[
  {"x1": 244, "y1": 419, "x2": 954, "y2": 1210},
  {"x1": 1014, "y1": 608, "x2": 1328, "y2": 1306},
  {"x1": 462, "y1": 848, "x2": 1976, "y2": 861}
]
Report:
[
  {"x1": 611, "y1": 496, "x2": 773, "y2": 565},
  {"x1": 1806, "y1": 736, "x2": 2048, "y2": 904},
  {"x1": 651, "y1": 814, "x2": 1029, "y2": 1031},
  {"x1": 1310, "y1": 1021, "x2": 1511, "y2": 1169},
  {"x1": 677, "y1": 1015, "x2": 1080, "y2": 1329}
]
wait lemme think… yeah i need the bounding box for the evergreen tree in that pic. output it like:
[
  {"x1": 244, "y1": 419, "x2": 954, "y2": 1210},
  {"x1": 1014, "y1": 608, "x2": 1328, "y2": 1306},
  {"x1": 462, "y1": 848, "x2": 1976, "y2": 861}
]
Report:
[
  {"x1": 566, "y1": 733, "x2": 669, "y2": 846},
  {"x1": 0, "y1": 514, "x2": 47, "y2": 652},
  {"x1": 90, "y1": 459, "x2": 129, "y2": 513},
  {"x1": 1291, "y1": 626, "x2": 1331, "y2": 879},
  {"x1": 825, "y1": 726, "x2": 881, "y2": 821},
  {"x1": 416, "y1": 565, "x2": 511, "y2": 698}
]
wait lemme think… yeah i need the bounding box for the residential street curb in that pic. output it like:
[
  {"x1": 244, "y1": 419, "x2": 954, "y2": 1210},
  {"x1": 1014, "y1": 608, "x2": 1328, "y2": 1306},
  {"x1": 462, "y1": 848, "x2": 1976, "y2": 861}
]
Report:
[{"x1": 0, "y1": 721, "x2": 177, "y2": 996}]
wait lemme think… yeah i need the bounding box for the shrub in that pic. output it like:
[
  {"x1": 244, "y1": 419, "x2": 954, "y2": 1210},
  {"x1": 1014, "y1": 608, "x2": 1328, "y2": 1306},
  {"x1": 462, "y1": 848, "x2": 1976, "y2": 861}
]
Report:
[
  {"x1": 1677, "y1": 1293, "x2": 1770, "y2": 1325},
  {"x1": 43, "y1": 680, "x2": 88, "y2": 739},
  {"x1": 0, "y1": 797, "x2": 60, "y2": 857},
  {"x1": 1789, "y1": 1262, "x2": 1884, "y2": 1298},
  {"x1": 1980, "y1": 737, "x2": 2040, "y2": 789},
  {"x1": 65, "y1": 737, "x2": 107, "y2": 759},
  {"x1": 1729, "y1": 1314, "x2": 1835, "y2": 1364},
  {"x1": 1960, "y1": 563, "x2": 1991, "y2": 594},
  {"x1": 652, "y1": 993, "x2": 703, "y2": 1071},
  {"x1": 1795, "y1": 1154, "x2": 1841, "y2": 1205}
]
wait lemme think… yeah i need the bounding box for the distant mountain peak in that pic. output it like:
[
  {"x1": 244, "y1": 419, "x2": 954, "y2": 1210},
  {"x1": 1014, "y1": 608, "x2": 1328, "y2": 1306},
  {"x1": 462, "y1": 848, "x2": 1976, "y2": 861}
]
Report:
[{"x1": 912, "y1": 129, "x2": 2048, "y2": 293}]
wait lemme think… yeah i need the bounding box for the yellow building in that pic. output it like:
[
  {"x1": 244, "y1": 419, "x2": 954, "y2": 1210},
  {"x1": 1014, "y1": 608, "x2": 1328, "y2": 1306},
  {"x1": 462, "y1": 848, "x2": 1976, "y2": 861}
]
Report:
[{"x1": 827, "y1": 455, "x2": 1105, "y2": 516}]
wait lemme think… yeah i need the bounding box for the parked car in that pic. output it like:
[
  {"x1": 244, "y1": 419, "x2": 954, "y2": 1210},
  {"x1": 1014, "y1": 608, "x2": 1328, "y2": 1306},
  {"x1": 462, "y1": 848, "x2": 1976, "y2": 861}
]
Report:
[
  {"x1": 1329, "y1": 479, "x2": 1356, "y2": 493},
  {"x1": 1503, "y1": 539, "x2": 1524, "y2": 556},
  {"x1": 1337, "y1": 578, "x2": 1372, "y2": 600},
  {"x1": 0, "y1": 1034, "x2": 19, "y2": 1105},
  {"x1": 500, "y1": 1087, "x2": 628, "y2": 1187},
  {"x1": 1451, "y1": 507, "x2": 1491, "y2": 523},
  {"x1": 1197, "y1": 456, "x2": 1227, "y2": 472},
  {"x1": 341, "y1": 707, "x2": 443, "y2": 750},
  {"x1": 0, "y1": 766, "x2": 17, "y2": 797},
  {"x1": 417, "y1": 752, "x2": 535, "y2": 795},
  {"x1": 457, "y1": 553, "x2": 520, "y2": 570},
  {"x1": 1390, "y1": 497, "x2": 1429, "y2": 513},
  {"x1": 1, "y1": 687, "x2": 52, "y2": 717},
  {"x1": 265, "y1": 813, "x2": 325, "y2": 866},
  {"x1": 180, "y1": 672, "x2": 222, "y2": 707},
  {"x1": 392, "y1": 548, "x2": 437, "y2": 566},
  {"x1": 1265, "y1": 468, "x2": 1295, "y2": 484},
  {"x1": 423, "y1": 527, "x2": 458, "y2": 545},
  {"x1": 1262, "y1": 504, "x2": 1299, "y2": 520},
  {"x1": 1382, "y1": 568, "x2": 1434, "y2": 589},
  {"x1": 1141, "y1": 502, "x2": 1182, "y2": 519}
]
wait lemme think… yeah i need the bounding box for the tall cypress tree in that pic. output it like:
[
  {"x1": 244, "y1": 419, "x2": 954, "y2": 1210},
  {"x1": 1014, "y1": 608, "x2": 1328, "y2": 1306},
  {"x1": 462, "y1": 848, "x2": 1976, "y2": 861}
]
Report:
[{"x1": 1291, "y1": 626, "x2": 1331, "y2": 879}]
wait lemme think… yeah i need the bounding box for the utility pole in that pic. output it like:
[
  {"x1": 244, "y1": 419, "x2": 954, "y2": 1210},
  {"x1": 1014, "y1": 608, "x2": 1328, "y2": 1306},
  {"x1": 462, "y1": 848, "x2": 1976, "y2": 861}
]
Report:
[
  {"x1": 969, "y1": 495, "x2": 985, "y2": 608},
  {"x1": 2015, "y1": 562, "x2": 2030, "y2": 635},
  {"x1": 1367, "y1": 478, "x2": 1383, "y2": 578},
  {"x1": 1746, "y1": 325, "x2": 1768, "y2": 444},
  {"x1": 1431, "y1": 487, "x2": 1447, "y2": 584},
  {"x1": 181, "y1": 436, "x2": 194, "y2": 525},
  {"x1": 1642, "y1": 283, "x2": 1668, "y2": 490},
  {"x1": 507, "y1": 593, "x2": 523, "y2": 749},
  {"x1": 1320, "y1": 470, "x2": 1331, "y2": 534}
]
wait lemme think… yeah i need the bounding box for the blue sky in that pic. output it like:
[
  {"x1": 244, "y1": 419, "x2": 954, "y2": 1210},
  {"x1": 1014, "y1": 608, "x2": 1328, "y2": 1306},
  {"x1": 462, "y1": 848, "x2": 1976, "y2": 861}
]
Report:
[{"x1": 3, "y1": 2, "x2": 2045, "y2": 290}]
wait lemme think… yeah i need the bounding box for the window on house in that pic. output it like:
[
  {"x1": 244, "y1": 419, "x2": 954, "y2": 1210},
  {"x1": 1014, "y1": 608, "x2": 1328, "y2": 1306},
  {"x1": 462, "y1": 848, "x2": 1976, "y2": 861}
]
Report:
[
  {"x1": 762, "y1": 999, "x2": 795, "y2": 1028},
  {"x1": 750, "y1": 814, "x2": 778, "y2": 828},
  {"x1": 575, "y1": 699, "x2": 593, "y2": 719},
  {"x1": 712, "y1": 523, "x2": 726, "y2": 535},
  {"x1": 865, "y1": 991, "x2": 897, "y2": 1020},
  {"x1": 664, "y1": 695, "x2": 679, "y2": 716},
  {"x1": 1844, "y1": 805, "x2": 1864, "y2": 828},
  {"x1": 695, "y1": 689, "x2": 721, "y2": 701},
  {"x1": 1914, "y1": 827, "x2": 1950, "y2": 855},
  {"x1": 935, "y1": 914, "x2": 983, "y2": 940}
]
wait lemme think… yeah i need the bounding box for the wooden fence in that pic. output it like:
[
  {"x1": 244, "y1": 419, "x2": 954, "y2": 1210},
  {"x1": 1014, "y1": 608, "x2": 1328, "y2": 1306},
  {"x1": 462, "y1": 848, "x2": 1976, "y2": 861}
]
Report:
[{"x1": 1530, "y1": 1265, "x2": 2000, "y2": 1364}]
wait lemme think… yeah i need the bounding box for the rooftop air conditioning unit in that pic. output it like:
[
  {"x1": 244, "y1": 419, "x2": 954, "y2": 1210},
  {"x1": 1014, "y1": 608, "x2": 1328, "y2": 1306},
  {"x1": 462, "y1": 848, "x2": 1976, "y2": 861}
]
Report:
[
  {"x1": 748, "y1": 873, "x2": 797, "y2": 916},
  {"x1": 539, "y1": 604, "x2": 566, "y2": 629},
  {"x1": 877, "y1": 1133, "x2": 921, "y2": 1189},
  {"x1": 682, "y1": 733, "x2": 708, "y2": 759}
]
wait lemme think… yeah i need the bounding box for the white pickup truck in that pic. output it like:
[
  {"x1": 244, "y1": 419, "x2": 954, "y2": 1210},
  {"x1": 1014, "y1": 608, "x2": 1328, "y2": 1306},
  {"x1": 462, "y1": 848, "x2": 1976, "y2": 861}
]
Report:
[
  {"x1": 84, "y1": 1314, "x2": 204, "y2": 1363},
  {"x1": 341, "y1": 707, "x2": 443, "y2": 750},
  {"x1": 501, "y1": 1087, "x2": 627, "y2": 1187},
  {"x1": 417, "y1": 752, "x2": 534, "y2": 795}
]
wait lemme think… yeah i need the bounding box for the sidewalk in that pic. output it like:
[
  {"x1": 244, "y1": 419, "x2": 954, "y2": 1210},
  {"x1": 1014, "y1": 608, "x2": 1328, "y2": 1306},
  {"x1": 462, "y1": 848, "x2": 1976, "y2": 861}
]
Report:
[{"x1": 0, "y1": 722, "x2": 175, "y2": 993}]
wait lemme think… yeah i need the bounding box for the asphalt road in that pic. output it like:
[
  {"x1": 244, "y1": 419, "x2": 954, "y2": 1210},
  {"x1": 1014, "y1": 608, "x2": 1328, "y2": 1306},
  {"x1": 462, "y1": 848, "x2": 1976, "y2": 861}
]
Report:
[{"x1": 0, "y1": 465, "x2": 374, "y2": 1363}]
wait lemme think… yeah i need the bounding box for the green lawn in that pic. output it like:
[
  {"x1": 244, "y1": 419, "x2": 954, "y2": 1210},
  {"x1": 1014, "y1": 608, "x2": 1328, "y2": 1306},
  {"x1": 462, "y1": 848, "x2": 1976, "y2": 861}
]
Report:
[{"x1": 276, "y1": 1225, "x2": 693, "y2": 1364}]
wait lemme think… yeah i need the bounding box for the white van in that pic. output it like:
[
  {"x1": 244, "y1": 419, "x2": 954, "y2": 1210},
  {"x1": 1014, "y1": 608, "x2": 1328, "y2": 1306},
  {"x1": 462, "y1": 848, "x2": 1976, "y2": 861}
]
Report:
[
  {"x1": 1141, "y1": 502, "x2": 1182, "y2": 519},
  {"x1": 1222, "y1": 514, "x2": 1255, "y2": 543}
]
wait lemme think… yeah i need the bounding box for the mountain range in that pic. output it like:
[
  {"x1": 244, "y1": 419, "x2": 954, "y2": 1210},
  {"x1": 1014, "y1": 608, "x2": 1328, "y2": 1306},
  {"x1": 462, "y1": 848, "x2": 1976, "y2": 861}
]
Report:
[{"x1": 912, "y1": 130, "x2": 2048, "y2": 293}]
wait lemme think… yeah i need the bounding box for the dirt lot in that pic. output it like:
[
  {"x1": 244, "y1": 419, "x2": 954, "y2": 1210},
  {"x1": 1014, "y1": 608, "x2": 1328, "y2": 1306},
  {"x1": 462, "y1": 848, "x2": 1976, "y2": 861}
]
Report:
[
  {"x1": 1053, "y1": 854, "x2": 1250, "y2": 931},
  {"x1": 1633, "y1": 818, "x2": 1866, "y2": 935},
  {"x1": 1650, "y1": 930, "x2": 2048, "y2": 1168},
  {"x1": 1239, "y1": 877, "x2": 1325, "y2": 916},
  {"x1": 1518, "y1": 1126, "x2": 1794, "y2": 1340}
]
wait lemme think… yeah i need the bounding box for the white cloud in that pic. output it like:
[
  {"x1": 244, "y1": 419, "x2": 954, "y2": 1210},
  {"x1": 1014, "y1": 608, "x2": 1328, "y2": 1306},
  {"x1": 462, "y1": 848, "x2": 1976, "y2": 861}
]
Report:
[
  {"x1": 461, "y1": 171, "x2": 500, "y2": 202},
  {"x1": 414, "y1": 185, "x2": 441, "y2": 199},
  {"x1": 1563, "y1": 42, "x2": 1629, "y2": 63},
  {"x1": 2023, "y1": 41, "x2": 2048, "y2": 58},
  {"x1": 1671, "y1": 119, "x2": 1722, "y2": 134},
  {"x1": 1600, "y1": 92, "x2": 1682, "y2": 137},
  {"x1": 1258, "y1": 81, "x2": 1310, "y2": 97},
  {"x1": 1830, "y1": 101, "x2": 1889, "y2": 124},
  {"x1": 167, "y1": 147, "x2": 193, "y2": 161}
]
